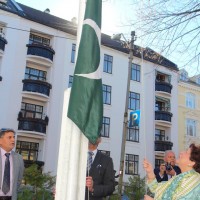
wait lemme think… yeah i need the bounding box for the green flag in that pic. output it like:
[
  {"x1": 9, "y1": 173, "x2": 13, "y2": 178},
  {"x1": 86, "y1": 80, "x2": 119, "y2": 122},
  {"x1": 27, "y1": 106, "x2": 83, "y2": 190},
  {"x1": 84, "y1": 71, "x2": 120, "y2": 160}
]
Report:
[{"x1": 67, "y1": 0, "x2": 103, "y2": 144}]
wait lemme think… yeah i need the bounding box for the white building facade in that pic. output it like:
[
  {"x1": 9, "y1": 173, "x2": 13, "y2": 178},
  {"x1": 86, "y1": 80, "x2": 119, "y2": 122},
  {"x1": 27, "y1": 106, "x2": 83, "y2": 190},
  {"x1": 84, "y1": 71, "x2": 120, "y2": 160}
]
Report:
[{"x1": 0, "y1": 0, "x2": 179, "y2": 184}]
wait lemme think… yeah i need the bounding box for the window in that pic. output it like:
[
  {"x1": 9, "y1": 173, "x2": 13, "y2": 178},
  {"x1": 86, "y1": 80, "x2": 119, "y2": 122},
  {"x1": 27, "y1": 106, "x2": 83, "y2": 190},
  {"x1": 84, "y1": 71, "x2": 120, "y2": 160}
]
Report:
[
  {"x1": 101, "y1": 117, "x2": 110, "y2": 137},
  {"x1": 16, "y1": 141, "x2": 39, "y2": 161},
  {"x1": 155, "y1": 129, "x2": 165, "y2": 141},
  {"x1": 21, "y1": 102, "x2": 44, "y2": 119},
  {"x1": 127, "y1": 127, "x2": 139, "y2": 142},
  {"x1": 180, "y1": 71, "x2": 188, "y2": 81},
  {"x1": 186, "y1": 119, "x2": 196, "y2": 137},
  {"x1": 25, "y1": 67, "x2": 47, "y2": 81},
  {"x1": 71, "y1": 44, "x2": 76, "y2": 63},
  {"x1": 155, "y1": 159, "x2": 164, "y2": 168},
  {"x1": 68, "y1": 75, "x2": 73, "y2": 88},
  {"x1": 131, "y1": 63, "x2": 140, "y2": 82},
  {"x1": 128, "y1": 92, "x2": 140, "y2": 110},
  {"x1": 156, "y1": 73, "x2": 165, "y2": 82},
  {"x1": 103, "y1": 54, "x2": 113, "y2": 74},
  {"x1": 98, "y1": 150, "x2": 110, "y2": 157},
  {"x1": 103, "y1": 84, "x2": 111, "y2": 105},
  {"x1": 0, "y1": 25, "x2": 5, "y2": 38},
  {"x1": 197, "y1": 77, "x2": 200, "y2": 85},
  {"x1": 125, "y1": 154, "x2": 139, "y2": 175},
  {"x1": 186, "y1": 93, "x2": 195, "y2": 109},
  {"x1": 29, "y1": 33, "x2": 50, "y2": 46}
]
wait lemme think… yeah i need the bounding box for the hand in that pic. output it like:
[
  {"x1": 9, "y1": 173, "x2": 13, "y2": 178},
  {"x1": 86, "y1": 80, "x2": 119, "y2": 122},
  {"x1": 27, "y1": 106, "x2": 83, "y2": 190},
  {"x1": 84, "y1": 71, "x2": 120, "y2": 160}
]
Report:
[
  {"x1": 166, "y1": 167, "x2": 176, "y2": 176},
  {"x1": 86, "y1": 176, "x2": 94, "y2": 192},
  {"x1": 143, "y1": 159, "x2": 155, "y2": 181},
  {"x1": 144, "y1": 195, "x2": 154, "y2": 200},
  {"x1": 143, "y1": 159, "x2": 153, "y2": 174}
]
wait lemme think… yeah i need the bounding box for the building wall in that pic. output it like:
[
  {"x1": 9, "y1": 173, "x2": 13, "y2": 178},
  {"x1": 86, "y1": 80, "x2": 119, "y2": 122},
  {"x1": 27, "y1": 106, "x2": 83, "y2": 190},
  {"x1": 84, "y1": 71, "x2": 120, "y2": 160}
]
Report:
[
  {"x1": 0, "y1": 7, "x2": 179, "y2": 184},
  {"x1": 178, "y1": 81, "x2": 200, "y2": 152}
]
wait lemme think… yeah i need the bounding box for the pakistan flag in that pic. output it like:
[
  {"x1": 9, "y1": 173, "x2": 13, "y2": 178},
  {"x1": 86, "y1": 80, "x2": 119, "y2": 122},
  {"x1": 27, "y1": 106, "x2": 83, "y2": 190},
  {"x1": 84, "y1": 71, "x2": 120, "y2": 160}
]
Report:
[{"x1": 67, "y1": 0, "x2": 103, "y2": 144}]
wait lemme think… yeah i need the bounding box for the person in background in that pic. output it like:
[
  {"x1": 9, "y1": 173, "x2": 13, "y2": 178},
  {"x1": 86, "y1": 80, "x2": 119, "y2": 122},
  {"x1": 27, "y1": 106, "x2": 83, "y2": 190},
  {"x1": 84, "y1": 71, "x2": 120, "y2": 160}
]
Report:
[
  {"x1": 85, "y1": 137, "x2": 115, "y2": 200},
  {"x1": 143, "y1": 143, "x2": 200, "y2": 200},
  {"x1": 0, "y1": 128, "x2": 24, "y2": 200},
  {"x1": 154, "y1": 150, "x2": 181, "y2": 182}
]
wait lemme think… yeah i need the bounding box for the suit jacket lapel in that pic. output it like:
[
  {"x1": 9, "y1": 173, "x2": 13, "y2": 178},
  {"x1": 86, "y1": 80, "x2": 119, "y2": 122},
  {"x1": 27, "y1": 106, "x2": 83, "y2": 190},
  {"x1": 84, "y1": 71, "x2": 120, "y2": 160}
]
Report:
[{"x1": 11, "y1": 151, "x2": 17, "y2": 185}]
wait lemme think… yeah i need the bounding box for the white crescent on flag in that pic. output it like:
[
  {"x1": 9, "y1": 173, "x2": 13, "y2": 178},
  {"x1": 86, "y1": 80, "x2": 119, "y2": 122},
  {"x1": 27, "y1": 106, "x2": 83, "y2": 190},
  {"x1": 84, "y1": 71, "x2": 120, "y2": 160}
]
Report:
[{"x1": 75, "y1": 18, "x2": 102, "y2": 80}]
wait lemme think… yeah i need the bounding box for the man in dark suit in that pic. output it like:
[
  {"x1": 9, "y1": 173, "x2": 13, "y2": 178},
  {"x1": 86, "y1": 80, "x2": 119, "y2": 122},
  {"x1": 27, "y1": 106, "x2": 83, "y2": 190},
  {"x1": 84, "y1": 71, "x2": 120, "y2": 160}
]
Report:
[
  {"x1": 154, "y1": 150, "x2": 181, "y2": 182},
  {"x1": 0, "y1": 128, "x2": 24, "y2": 200},
  {"x1": 85, "y1": 137, "x2": 115, "y2": 200}
]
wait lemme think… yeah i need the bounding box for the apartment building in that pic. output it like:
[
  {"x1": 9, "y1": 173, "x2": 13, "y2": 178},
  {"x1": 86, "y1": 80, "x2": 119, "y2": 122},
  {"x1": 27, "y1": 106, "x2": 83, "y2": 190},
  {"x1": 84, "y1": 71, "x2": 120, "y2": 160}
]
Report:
[
  {"x1": 178, "y1": 69, "x2": 200, "y2": 152},
  {"x1": 0, "y1": 0, "x2": 179, "y2": 183}
]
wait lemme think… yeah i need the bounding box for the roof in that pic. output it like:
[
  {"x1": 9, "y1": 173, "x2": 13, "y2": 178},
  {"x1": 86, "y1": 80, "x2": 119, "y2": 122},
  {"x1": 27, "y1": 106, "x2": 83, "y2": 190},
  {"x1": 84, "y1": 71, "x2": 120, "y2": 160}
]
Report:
[{"x1": 0, "y1": 0, "x2": 178, "y2": 71}]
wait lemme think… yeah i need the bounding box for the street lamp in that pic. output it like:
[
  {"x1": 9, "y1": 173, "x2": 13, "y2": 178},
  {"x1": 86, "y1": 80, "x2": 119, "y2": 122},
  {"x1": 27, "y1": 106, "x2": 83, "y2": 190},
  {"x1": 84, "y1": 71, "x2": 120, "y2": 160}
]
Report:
[{"x1": 112, "y1": 31, "x2": 137, "y2": 198}]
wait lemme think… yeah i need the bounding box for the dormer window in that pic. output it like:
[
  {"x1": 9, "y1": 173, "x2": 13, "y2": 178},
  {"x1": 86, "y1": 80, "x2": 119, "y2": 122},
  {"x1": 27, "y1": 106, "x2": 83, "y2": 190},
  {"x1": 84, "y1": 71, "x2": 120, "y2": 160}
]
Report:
[
  {"x1": 180, "y1": 71, "x2": 188, "y2": 81},
  {"x1": 196, "y1": 77, "x2": 200, "y2": 85},
  {"x1": 29, "y1": 33, "x2": 50, "y2": 46}
]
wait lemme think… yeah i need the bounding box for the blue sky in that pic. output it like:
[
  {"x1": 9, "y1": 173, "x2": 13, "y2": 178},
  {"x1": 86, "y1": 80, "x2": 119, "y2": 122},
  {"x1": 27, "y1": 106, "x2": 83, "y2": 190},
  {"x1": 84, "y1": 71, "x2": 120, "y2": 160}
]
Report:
[{"x1": 16, "y1": 0, "x2": 133, "y2": 36}]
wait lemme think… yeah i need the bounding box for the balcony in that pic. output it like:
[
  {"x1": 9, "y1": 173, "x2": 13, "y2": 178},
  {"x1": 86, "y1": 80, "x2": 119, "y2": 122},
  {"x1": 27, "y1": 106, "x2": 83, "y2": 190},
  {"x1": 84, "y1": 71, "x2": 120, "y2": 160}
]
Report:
[
  {"x1": 155, "y1": 81, "x2": 172, "y2": 94},
  {"x1": 0, "y1": 76, "x2": 2, "y2": 81},
  {"x1": 18, "y1": 115, "x2": 49, "y2": 134},
  {"x1": 155, "y1": 110, "x2": 172, "y2": 122},
  {"x1": 26, "y1": 43, "x2": 55, "y2": 61},
  {"x1": 0, "y1": 36, "x2": 7, "y2": 52},
  {"x1": 22, "y1": 79, "x2": 52, "y2": 96},
  {"x1": 155, "y1": 140, "x2": 173, "y2": 151}
]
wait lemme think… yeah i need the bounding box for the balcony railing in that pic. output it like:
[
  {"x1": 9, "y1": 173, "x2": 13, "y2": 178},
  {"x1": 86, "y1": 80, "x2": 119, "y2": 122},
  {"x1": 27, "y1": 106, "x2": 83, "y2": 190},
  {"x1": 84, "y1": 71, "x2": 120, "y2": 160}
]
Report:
[
  {"x1": 155, "y1": 81, "x2": 172, "y2": 94},
  {"x1": 155, "y1": 111, "x2": 173, "y2": 122},
  {"x1": 155, "y1": 140, "x2": 173, "y2": 151},
  {"x1": 22, "y1": 79, "x2": 52, "y2": 96},
  {"x1": 18, "y1": 116, "x2": 49, "y2": 134},
  {"x1": 0, "y1": 76, "x2": 2, "y2": 81},
  {"x1": 0, "y1": 36, "x2": 7, "y2": 51},
  {"x1": 26, "y1": 43, "x2": 55, "y2": 61}
]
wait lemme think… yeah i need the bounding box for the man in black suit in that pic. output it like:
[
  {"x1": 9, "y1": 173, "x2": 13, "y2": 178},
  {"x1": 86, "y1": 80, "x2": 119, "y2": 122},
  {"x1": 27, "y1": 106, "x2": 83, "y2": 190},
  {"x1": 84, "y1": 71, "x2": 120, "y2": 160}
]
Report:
[
  {"x1": 85, "y1": 137, "x2": 115, "y2": 200},
  {"x1": 0, "y1": 128, "x2": 24, "y2": 200},
  {"x1": 154, "y1": 150, "x2": 181, "y2": 182}
]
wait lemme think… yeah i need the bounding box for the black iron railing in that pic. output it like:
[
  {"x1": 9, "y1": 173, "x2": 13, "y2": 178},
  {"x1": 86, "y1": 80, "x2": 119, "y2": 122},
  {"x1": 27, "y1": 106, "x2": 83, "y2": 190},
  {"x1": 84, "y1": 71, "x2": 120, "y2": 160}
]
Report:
[
  {"x1": 155, "y1": 81, "x2": 172, "y2": 94},
  {"x1": 26, "y1": 43, "x2": 55, "y2": 61},
  {"x1": 155, "y1": 111, "x2": 173, "y2": 122},
  {"x1": 155, "y1": 140, "x2": 173, "y2": 151},
  {"x1": 22, "y1": 79, "x2": 52, "y2": 96}
]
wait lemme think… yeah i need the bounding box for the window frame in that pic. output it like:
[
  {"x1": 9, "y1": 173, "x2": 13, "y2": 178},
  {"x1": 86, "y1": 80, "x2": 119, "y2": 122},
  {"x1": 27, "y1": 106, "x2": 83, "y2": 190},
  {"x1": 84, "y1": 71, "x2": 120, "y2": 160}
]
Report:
[
  {"x1": 186, "y1": 93, "x2": 195, "y2": 109},
  {"x1": 16, "y1": 141, "x2": 39, "y2": 161},
  {"x1": 127, "y1": 126, "x2": 139, "y2": 142},
  {"x1": 186, "y1": 119, "x2": 196, "y2": 137},
  {"x1": 68, "y1": 75, "x2": 73, "y2": 88},
  {"x1": 131, "y1": 63, "x2": 140, "y2": 82},
  {"x1": 125, "y1": 154, "x2": 139, "y2": 175},
  {"x1": 71, "y1": 44, "x2": 76, "y2": 63},
  {"x1": 128, "y1": 92, "x2": 140, "y2": 110},
  {"x1": 103, "y1": 84, "x2": 111, "y2": 105},
  {"x1": 25, "y1": 67, "x2": 47, "y2": 81},
  {"x1": 101, "y1": 117, "x2": 110, "y2": 138},
  {"x1": 103, "y1": 54, "x2": 113, "y2": 74}
]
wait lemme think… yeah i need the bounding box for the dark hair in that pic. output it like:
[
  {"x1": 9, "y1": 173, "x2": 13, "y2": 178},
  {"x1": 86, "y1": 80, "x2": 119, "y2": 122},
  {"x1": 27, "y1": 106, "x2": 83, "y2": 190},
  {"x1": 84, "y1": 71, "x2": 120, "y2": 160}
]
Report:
[
  {"x1": 0, "y1": 128, "x2": 15, "y2": 138},
  {"x1": 190, "y1": 143, "x2": 200, "y2": 173}
]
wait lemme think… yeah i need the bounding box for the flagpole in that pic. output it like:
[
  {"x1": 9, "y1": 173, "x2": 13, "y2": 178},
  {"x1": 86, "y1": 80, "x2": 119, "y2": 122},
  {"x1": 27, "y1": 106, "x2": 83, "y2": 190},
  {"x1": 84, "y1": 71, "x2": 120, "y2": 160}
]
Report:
[
  {"x1": 118, "y1": 31, "x2": 137, "y2": 198},
  {"x1": 55, "y1": 1, "x2": 88, "y2": 200}
]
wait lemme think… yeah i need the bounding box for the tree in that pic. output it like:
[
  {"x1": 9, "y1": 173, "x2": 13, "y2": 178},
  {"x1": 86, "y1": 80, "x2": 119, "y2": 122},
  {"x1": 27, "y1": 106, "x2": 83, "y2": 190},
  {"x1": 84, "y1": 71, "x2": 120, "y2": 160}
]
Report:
[
  {"x1": 128, "y1": 0, "x2": 200, "y2": 74},
  {"x1": 124, "y1": 175, "x2": 145, "y2": 200},
  {"x1": 18, "y1": 164, "x2": 56, "y2": 200}
]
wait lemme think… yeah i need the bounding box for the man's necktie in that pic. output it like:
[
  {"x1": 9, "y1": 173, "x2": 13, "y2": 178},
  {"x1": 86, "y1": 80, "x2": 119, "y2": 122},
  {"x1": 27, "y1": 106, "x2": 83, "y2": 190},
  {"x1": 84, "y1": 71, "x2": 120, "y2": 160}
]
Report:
[
  {"x1": 2, "y1": 153, "x2": 10, "y2": 195},
  {"x1": 87, "y1": 151, "x2": 93, "y2": 170}
]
